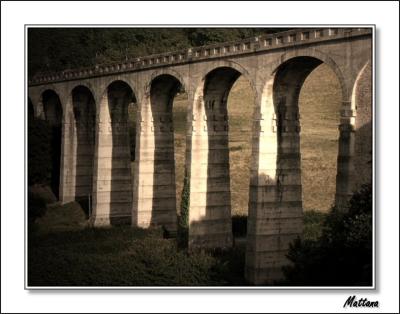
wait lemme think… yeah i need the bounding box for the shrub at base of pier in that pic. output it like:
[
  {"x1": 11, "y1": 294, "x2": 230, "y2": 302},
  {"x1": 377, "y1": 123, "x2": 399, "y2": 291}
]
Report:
[
  {"x1": 177, "y1": 175, "x2": 190, "y2": 249},
  {"x1": 282, "y1": 184, "x2": 373, "y2": 286}
]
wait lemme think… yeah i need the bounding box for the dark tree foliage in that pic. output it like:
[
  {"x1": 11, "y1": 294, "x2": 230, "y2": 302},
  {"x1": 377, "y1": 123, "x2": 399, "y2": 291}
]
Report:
[
  {"x1": 28, "y1": 191, "x2": 47, "y2": 224},
  {"x1": 28, "y1": 114, "x2": 62, "y2": 199},
  {"x1": 28, "y1": 28, "x2": 290, "y2": 77},
  {"x1": 28, "y1": 116, "x2": 52, "y2": 186},
  {"x1": 282, "y1": 184, "x2": 373, "y2": 286}
]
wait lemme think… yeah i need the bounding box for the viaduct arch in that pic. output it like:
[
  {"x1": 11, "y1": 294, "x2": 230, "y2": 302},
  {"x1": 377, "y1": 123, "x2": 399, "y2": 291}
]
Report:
[{"x1": 28, "y1": 28, "x2": 373, "y2": 284}]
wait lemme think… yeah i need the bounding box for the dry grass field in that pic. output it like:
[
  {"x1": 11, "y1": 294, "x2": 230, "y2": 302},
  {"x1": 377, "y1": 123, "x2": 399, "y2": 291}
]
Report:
[
  {"x1": 28, "y1": 196, "x2": 326, "y2": 286},
  {"x1": 298, "y1": 64, "x2": 341, "y2": 211},
  {"x1": 171, "y1": 63, "x2": 341, "y2": 215}
]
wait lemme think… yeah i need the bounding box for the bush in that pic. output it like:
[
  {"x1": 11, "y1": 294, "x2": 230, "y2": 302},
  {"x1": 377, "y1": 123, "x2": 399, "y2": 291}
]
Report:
[
  {"x1": 303, "y1": 210, "x2": 327, "y2": 241},
  {"x1": 282, "y1": 184, "x2": 373, "y2": 286},
  {"x1": 177, "y1": 174, "x2": 190, "y2": 248}
]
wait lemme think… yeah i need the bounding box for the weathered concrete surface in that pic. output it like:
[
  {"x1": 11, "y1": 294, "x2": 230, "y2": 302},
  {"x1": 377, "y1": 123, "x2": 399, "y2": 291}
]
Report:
[
  {"x1": 133, "y1": 74, "x2": 180, "y2": 234},
  {"x1": 91, "y1": 81, "x2": 135, "y2": 226},
  {"x1": 29, "y1": 28, "x2": 373, "y2": 284},
  {"x1": 187, "y1": 67, "x2": 240, "y2": 248},
  {"x1": 68, "y1": 86, "x2": 96, "y2": 206}
]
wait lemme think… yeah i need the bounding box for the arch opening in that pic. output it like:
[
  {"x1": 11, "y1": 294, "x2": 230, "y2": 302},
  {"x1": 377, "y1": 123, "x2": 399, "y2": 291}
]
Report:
[
  {"x1": 272, "y1": 56, "x2": 342, "y2": 213},
  {"x1": 171, "y1": 81, "x2": 189, "y2": 235},
  {"x1": 299, "y1": 63, "x2": 342, "y2": 212},
  {"x1": 226, "y1": 75, "x2": 254, "y2": 231},
  {"x1": 72, "y1": 86, "x2": 96, "y2": 216},
  {"x1": 273, "y1": 57, "x2": 342, "y2": 211},
  {"x1": 42, "y1": 89, "x2": 63, "y2": 199}
]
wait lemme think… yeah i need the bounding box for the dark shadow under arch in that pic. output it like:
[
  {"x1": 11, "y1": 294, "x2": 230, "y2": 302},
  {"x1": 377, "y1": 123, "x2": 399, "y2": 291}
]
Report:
[
  {"x1": 204, "y1": 67, "x2": 241, "y2": 221},
  {"x1": 72, "y1": 85, "x2": 96, "y2": 217},
  {"x1": 42, "y1": 89, "x2": 63, "y2": 199},
  {"x1": 107, "y1": 80, "x2": 137, "y2": 225},
  {"x1": 28, "y1": 97, "x2": 34, "y2": 120},
  {"x1": 148, "y1": 74, "x2": 183, "y2": 234},
  {"x1": 273, "y1": 50, "x2": 348, "y2": 100}
]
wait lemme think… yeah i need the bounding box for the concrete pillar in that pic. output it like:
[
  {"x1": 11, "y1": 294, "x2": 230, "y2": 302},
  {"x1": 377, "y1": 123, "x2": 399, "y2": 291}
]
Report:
[
  {"x1": 91, "y1": 84, "x2": 133, "y2": 226},
  {"x1": 188, "y1": 69, "x2": 236, "y2": 249},
  {"x1": 74, "y1": 110, "x2": 95, "y2": 201},
  {"x1": 132, "y1": 76, "x2": 178, "y2": 234},
  {"x1": 35, "y1": 99, "x2": 45, "y2": 120},
  {"x1": 59, "y1": 89, "x2": 96, "y2": 206},
  {"x1": 335, "y1": 62, "x2": 372, "y2": 208},
  {"x1": 133, "y1": 106, "x2": 177, "y2": 233},
  {"x1": 27, "y1": 93, "x2": 44, "y2": 122},
  {"x1": 245, "y1": 76, "x2": 303, "y2": 285},
  {"x1": 132, "y1": 103, "x2": 155, "y2": 228},
  {"x1": 352, "y1": 62, "x2": 372, "y2": 191},
  {"x1": 335, "y1": 104, "x2": 356, "y2": 210},
  {"x1": 59, "y1": 98, "x2": 77, "y2": 204}
]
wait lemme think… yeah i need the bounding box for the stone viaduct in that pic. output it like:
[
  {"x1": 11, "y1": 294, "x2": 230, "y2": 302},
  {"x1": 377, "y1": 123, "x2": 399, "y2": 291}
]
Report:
[{"x1": 28, "y1": 28, "x2": 373, "y2": 285}]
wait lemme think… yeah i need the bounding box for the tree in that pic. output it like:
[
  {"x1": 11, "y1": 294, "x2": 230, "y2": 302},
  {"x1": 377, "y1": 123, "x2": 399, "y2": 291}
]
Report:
[
  {"x1": 28, "y1": 116, "x2": 52, "y2": 186},
  {"x1": 28, "y1": 28, "x2": 290, "y2": 78},
  {"x1": 282, "y1": 184, "x2": 373, "y2": 286},
  {"x1": 178, "y1": 173, "x2": 190, "y2": 248}
]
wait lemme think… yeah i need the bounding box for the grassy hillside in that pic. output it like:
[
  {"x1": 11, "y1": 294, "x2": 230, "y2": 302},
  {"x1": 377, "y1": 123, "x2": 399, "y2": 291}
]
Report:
[
  {"x1": 226, "y1": 78, "x2": 254, "y2": 216},
  {"x1": 299, "y1": 64, "x2": 341, "y2": 211},
  {"x1": 28, "y1": 201, "x2": 326, "y2": 286},
  {"x1": 29, "y1": 202, "x2": 248, "y2": 286}
]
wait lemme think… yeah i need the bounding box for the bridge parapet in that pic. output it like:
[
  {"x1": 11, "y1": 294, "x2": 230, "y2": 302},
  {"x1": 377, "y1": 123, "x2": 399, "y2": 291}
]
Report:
[{"x1": 28, "y1": 27, "x2": 371, "y2": 86}]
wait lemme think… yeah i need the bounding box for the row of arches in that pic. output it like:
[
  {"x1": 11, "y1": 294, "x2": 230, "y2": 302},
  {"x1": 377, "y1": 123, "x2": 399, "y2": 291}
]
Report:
[{"x1": 29, "y1": 56, "x2": 371, "y2": 283}]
